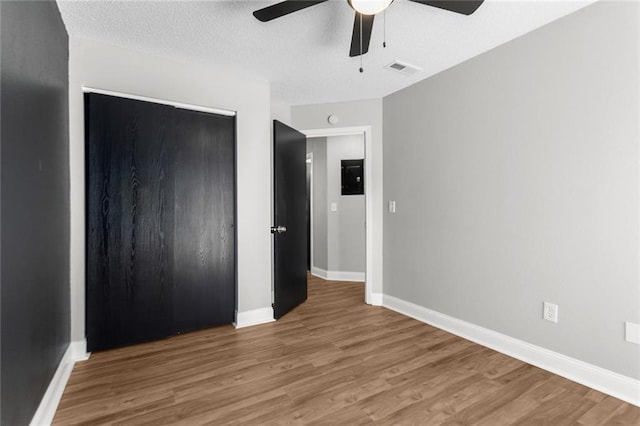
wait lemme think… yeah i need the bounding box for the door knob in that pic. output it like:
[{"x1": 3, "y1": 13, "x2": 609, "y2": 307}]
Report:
[{"x1": 270, "y1": 225, "x2": 287, "y2": 234}]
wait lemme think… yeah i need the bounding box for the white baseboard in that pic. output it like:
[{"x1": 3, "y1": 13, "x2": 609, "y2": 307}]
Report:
[
  {"x1": 369, "y1": 292, "x2": 383, "y2": 306},
  {"x1": 310, "y1": 266, "x2": 364, "y2": 282},
  {"x1": 328, "y1": 270, "x2": 365, "y2": 282},
  {"x1": 30, "y1": 340, "x2": 89, "y2": 426},
  {"x1": 68, "y1": 339, "x2": 90, "y2": 362},
  {"x1": 234, "y1": 307, "x2": 275, "y2": 329},
  {"x1": 382, "y1": 295, "x2": 640, "y2": 407},
  {"x1": 310, "y1": 266, "x2": 328, "y2": 280}
]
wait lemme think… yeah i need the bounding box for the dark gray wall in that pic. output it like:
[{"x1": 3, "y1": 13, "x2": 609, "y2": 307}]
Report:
[
  {"x1": 383, "y1": 1, "x2": 639, "y2": 379},
  {"x1": 1, "y1": 1, "x2": 70, "y2": 424}
]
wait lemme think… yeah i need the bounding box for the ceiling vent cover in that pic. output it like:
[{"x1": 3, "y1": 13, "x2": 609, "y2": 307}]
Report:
[{"x1": 385, "y1": 60, "x2": 422, "y2": 76}]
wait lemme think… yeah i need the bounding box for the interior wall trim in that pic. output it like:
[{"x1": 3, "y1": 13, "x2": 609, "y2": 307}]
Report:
[
  {"x1": 307, "y1": 152, "x2": 315, "y2": 281},
  {"x1": 234, "y1": 307, "x2": 275, "y2": 329},
  {"x1": 82, "y1": 87, "x2": 236, "y2": 117},
  {"x1": 311, "y1": 267, "x2": 365, "y2": 282},
  {"x1": 370, "y1": 293, "x2": 383, "y2": 306},
  {"x1": 382, "y1": 294, "x2": 640, "y2": 407},
  {"x1": 310, "y1": 266, "x2": 328, "y2": 280},
  {"x1": 30, "y1": 340, "x2": 89, "y2": 426}
]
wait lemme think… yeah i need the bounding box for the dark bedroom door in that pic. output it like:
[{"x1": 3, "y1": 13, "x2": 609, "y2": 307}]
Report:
[
  {"x1": 272, "y1": 120, "x2": 307, "y2": 319},
  {"x1": 85, "y1": 93, "x2": 235, "y2": 352}
]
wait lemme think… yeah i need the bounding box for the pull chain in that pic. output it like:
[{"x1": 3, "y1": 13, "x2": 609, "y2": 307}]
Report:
[
  {"x1": 359, "y1": 13, "x2": 364, "y2": 73},
  {"x1": 383, "y1": 9, "x2": 387, "y2": 48}
]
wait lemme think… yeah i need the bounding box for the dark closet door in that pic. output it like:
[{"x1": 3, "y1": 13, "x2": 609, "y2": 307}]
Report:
[
  {"x1": 173, "y1": 109, "x2": 235, "y2": 333},
  {"x1": 86, "y1": 94, "x2": 236, "y2": 352},
  {"x1": 86, "y1": 94, "x2": 176, "y2": 351}
]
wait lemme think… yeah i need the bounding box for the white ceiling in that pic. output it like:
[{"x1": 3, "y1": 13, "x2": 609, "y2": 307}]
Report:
[{"x1": 57, "y1": 0, "x2": 597, "y2": 106}]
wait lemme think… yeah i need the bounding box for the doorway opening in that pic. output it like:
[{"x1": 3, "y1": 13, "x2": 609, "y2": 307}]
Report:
[{"x1": 302, "y1": 126, "x2": 373, "y2": 304}]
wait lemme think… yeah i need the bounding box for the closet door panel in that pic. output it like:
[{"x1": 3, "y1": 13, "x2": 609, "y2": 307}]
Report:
[
  {"x1": 173, "y1": 110, "x2": 235, "y2": 333},
  {"x1": 86, "y1": 94, "x2": 175, "y2": 351}
]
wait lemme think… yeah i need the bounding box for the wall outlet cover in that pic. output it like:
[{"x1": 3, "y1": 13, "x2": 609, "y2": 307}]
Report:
[{"x1": 543, "y1": 302, "x2": 558, "y2": 323}]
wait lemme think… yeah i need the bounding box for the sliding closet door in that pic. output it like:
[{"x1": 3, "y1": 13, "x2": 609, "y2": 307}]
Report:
[
  {"x1": 173, "y1": 109, "x2": 235, "y2": 333},
  {"x1": 86, "y1": 94, "x2": 236, "y2": 352},
  {"x1": 86, "y1": 94, "x2": 175, "y2": 351}
]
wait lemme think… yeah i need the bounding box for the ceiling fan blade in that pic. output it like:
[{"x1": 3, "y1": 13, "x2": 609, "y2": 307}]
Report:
[
  {"x1": 253, "y1": 0, "x2": 328, "y2": 22},
  {"x1": 349, "y1": 12, "x2": 375, "y2": 57},
  {"x1": 408, "y1": 0, "x2": 484, "y2": 15}
]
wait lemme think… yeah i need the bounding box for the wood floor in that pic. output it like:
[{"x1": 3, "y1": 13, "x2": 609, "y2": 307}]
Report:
[{"x1": 54, "y1": 275, "x2": 639, "y2": 425}]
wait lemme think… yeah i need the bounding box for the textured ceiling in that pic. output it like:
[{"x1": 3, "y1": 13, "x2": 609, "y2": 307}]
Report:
[{"x1": 57, "y1": 0, "x2": 597, "y2": 106}]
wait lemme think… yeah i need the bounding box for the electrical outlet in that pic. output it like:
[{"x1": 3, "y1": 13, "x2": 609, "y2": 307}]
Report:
[{"x1": 543, "y1": 302, "x2": 558, "y2": 323}]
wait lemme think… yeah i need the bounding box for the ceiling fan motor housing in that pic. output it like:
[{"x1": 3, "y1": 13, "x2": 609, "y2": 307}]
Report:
[{"x1": 348, "y1": 0, "x2": 395, "y2": 16}]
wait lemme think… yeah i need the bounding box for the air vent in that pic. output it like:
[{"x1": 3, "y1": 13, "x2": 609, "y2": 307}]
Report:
[{"x1": 385, "y1": 60, "x2": 422, "y2": 76}]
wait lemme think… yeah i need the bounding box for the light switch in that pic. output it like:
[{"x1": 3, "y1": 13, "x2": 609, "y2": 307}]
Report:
[
  {"x1": 331, "y1": 203, "x2": 338, "y2": 212},
  {"x1": 626, "y1": 322, "x2": 640, "y2": 344},
  {"x1": 388, "y1": 201, "x2": 396, "y2": 213}
]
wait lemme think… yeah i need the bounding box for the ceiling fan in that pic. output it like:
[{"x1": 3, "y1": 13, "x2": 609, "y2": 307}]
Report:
[{"x1": 253, "y1": 0, "x2": 485, "y2": 58}]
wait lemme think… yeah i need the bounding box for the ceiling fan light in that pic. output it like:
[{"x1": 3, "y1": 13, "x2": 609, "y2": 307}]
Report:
[{"x1": 348, "y1": 0, "x2": 393, "y2": 16}]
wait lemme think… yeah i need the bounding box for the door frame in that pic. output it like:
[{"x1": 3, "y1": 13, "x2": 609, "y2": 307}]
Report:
[
  {"x1": 82, "y1": 87, "x2": 236, "y2": 117},
  {"x1": 301, "y1": 126, "x2": 374, "y2": 305},
  {"x1": 306, "y1": 152, "x2": 314, "y2": 274}
]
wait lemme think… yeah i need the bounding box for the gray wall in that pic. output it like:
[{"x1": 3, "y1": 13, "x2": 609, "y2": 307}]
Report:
[
  {"x1": 1, "y1": 1, "x2": 70, "y2": 423},
  {"x1": 326, "y1": 135, "x2": 365, "y2": 274},
  {"x1": 383, "y1": 1, "x2": 639, "y2": 379},
  {"x1": 307, "y1": 137, "x2": 328, "y2": 270}
]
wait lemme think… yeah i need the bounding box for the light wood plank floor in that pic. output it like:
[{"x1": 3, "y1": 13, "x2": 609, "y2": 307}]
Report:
[{"x1": 54, "y1": 275, "x2": 639, "y2": 425}]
